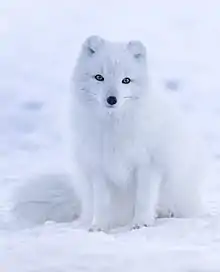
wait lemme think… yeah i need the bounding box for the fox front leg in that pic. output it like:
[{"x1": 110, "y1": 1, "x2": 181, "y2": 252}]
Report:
[
  {"x1": 132, "y1": 163, "x2": 161, "y2": 229},
  {"x1": 89, "y1": 175, "x2": 112, "y2": 232}
]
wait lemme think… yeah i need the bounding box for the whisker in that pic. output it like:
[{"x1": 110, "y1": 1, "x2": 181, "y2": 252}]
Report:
[
  {"x1": 80, "y1": 89, "x2": 97, "y2": 97},
  {"x1": 124, "y1": 96, "x2": 140, "y2": 100}
]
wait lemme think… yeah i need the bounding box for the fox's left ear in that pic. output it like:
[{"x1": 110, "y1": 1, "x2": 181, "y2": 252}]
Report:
[
  {"x1": 83, "y1": 35, "x2": 105, "y2": 56},
  {"x1": 127, "y1": 40, "x2": 146, "y2": 60}
]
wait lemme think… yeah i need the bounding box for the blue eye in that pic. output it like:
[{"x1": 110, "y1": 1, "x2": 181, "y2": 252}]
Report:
[
  {"x1": 122, "y1": 77, "x2": 131, "y2": 84},
  {"x1": 94, "y1": 74, "x2": 104, "y2": 81}
]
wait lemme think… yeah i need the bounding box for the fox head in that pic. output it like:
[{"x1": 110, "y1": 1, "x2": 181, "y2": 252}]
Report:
[{"x1": 73, "y1": 36, "x2": 147, "y2": 113}]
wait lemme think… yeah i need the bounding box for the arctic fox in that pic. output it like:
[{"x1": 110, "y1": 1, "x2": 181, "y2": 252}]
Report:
[{"x1": 71, "y1": 35, "x2": 206, "y2": 231}]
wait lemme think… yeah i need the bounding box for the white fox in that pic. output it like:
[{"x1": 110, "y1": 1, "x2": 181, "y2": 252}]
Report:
[{"x1": 71, "y1": 35, "x2": 207, "y2": 231}]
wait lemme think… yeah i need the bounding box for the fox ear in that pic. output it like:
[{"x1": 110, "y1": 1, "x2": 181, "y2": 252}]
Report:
[
  {"x1": 83, "y1": 35, "x2": 104, "y2": 56},
  {"x1": 127, "y1": 40, "x2": 146, "y2": 60}
]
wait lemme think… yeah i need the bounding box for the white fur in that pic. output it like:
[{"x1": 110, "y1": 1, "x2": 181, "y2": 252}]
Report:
[{"x1": 71, "y1": 36, "x2": 207, "y2": 231}]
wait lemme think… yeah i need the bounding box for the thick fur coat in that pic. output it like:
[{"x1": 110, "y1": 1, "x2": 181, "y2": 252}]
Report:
[{"x1": 71, "y1": 36, "x2": 206, "y2": 231}]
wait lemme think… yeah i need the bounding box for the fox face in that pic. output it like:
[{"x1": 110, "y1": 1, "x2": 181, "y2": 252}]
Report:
[{"x1": 73, "y1": 36, "x2": 147, "y2": 112}]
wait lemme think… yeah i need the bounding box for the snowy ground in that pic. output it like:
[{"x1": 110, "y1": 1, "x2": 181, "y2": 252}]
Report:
[{"x1": 1, "y1": 0, "x2": 220, "y2": 271}]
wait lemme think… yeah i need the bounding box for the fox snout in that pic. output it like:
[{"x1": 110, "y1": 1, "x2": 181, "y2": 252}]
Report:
[{"x1": 106, "y1": 96, "x2": 117, "y2": 106}]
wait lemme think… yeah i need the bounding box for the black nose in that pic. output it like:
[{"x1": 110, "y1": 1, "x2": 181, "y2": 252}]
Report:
[{"x1": 107, "y1": 96, "x2": 117, "y2": 106}]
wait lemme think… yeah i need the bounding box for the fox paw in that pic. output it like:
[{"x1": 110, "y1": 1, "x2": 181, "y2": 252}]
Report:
[
  {"x1": 88, "y1": 222, "x2": 110, "y2": 232},
  {"x1": 131, "y1": 223, "x2": 149, "y2": 230},
  {"x1": 131, "y1": 215, "x2": 155, "y2": 230},
  {"x1": 88, "y1": 226, "x2": 103, "y2": 232}
]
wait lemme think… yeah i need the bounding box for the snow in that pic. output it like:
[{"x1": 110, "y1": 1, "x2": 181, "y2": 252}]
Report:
[
  {"x1": 2, "y1": 218, "x2": 220, "y2": 271},
  {"x1": 1, "y1": 0, "x2": 220, "y2": 271}
]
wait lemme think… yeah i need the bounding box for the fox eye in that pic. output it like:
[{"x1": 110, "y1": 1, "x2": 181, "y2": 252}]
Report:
[
  {"x1": 94, "y1": 74, "x2": 104, "y2": 81},
  {"x1": 122, "y1": 77, "x2": 131, "y2": 84}
]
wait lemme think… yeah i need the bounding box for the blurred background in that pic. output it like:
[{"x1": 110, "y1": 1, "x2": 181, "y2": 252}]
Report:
[
  {"x1": 2, "y1": 2, "x2": 220, "y2": 271},
  {"x1": 1, "y1": 0, "x2": 220, "y2": 223}
]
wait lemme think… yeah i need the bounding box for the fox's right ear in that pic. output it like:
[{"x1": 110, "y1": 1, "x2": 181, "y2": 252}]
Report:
[
  {"x1": 127, "y1": 40, "x2": 146, "y2": 60},
  {"x1": 83, "y1": 35, "x2": 104, "y2": 56}
]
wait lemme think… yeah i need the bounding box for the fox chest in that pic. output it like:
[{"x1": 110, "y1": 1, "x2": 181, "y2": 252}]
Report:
[
  {"x1": 85, "y1": 134, "x2": 138, "y2": 184},
  {"x1": 101, "y1": 143, "x2": 135, "y2": 183},
  {"x1": 76, "y1": 117, "x2": 143, "y2": 184}
]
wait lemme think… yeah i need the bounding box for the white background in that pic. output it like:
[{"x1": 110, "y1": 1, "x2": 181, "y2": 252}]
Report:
[{"x1": 1, "y1": 0, "x2": 220, "y2": 271}]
